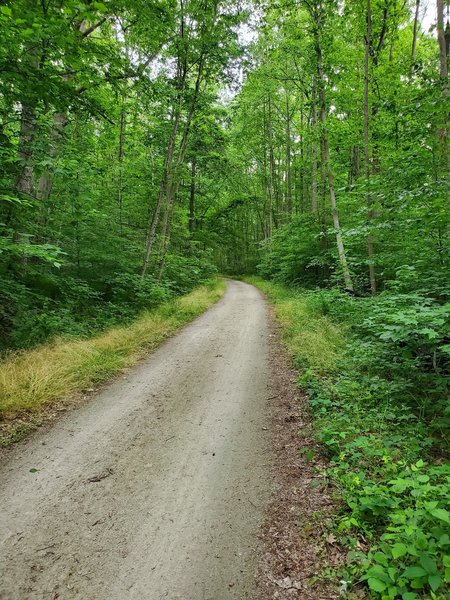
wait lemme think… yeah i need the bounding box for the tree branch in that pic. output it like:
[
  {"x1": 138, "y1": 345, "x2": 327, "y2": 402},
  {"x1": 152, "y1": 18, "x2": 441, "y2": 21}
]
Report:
[{"x1": 80, "y1": 16, "x2": 109, "y2": 38}]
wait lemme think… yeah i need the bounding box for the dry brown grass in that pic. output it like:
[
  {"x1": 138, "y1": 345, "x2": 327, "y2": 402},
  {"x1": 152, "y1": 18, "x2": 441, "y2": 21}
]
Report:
[{"x1": 0, "y1": 278, "x2": 225, "y2": 441}]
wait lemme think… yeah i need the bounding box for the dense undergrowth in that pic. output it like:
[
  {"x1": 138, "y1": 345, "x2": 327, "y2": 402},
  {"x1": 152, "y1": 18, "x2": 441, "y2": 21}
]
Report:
[
  {"x1": 1, "y1": 252, "x2": 217, "y2": 352},
  {"x1": 0, "y1": 277, "x2": 225, "y2": 445},
  {"x1": 248, "y1": 277, "x2": 450, "y2": 600}
]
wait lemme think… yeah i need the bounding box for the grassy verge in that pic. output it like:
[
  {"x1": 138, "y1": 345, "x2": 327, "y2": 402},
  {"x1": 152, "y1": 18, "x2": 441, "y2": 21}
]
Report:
[
  {"x1": 247, "y1": 277, "x2": 450, "y2": 600},
  {"x1": 0, "y1": 277, "x2": 225, "y2": 445}
]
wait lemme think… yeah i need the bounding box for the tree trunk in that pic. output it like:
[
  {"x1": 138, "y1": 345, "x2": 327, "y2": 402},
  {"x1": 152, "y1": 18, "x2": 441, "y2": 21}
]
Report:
[
  {"x1": 262, "y1": 101, "x2": 272, "y2": 238},
  {"x1": 436, "y1": 0, "x2": 449, "y2": 172},
  {"x1": 284, "y1": 89, "x2": 293, "y2": 215},
  {"x1": 156, "y1": 57, "x2": 206, "y2": 275},
  {"x1": 36, "y1": 112, "x2": 69, "y2": 231},
  {"x1": 320, "y1": 111, "x2": 354, "y2": 291},
  {"x1": 310, "y1": 84, "x2": 319, "y2": 214},
  {"x1": 411, "y1": 0, "x2": 420, "y2": 72},
  {"x1": 156, "y1": 2, "x2": 221, "y2": 279},
  {"x1": 16, "y1": 104, "x2": 37, "y2": 197},
  {"x1": 117, "y1": 104, "x2": 126, "y2": 235},
  {"x1": 267, "y1": 96, "x2": 276, "y2": 230},
  {"x1": 189, "y1": 157, "x2": 196, "y2": 234},
  {"x1": 141, "y1": 118, "x2": 179, "y2": 278},
  {"x1": 143, "y1": 45, "x2": 206, "y2": 279},
  {"x1": 364, "y1": 0, "x2": 377, "y2": 294},
  {"x1": 437, "y1": 0, "x2": 449, "y2": 79},
  {"x1": 157, "y1": 189, "x2": 175, "y2": 278},
  {"x1": 311, "y1": 5, "x2": 354, "y2": 291}
]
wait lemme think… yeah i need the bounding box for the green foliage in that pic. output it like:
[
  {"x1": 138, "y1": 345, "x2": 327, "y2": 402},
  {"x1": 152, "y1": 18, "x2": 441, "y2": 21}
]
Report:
[
  {"x1": 250, "y1": 278, "x2": 450, "y2": 598},
  {"x1": 104, "y1": 273, "x2": 172, "y2": 309},
  {"x1": 0, "y1": 0, "x2": 448, "y2": 592},
  {"x1": 163, "y1": 252, "x2": 218, "y2": 294},
  {"x1": 257, "y1": 215, "x2": 332, "y2": 286},
  {"x1": 0, "y1": 252, "x2": 218, "y2": 350},
  {"x1": 0, "y1": 0, "x2": 240, "y2": 352}
]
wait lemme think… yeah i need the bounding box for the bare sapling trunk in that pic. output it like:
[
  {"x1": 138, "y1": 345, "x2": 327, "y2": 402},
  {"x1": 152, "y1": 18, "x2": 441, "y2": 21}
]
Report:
[
  {"x1": 310, "y1": 83, "x2": 319, "y2": 214},
  {"x1": 365, "y1": 0, "x2": 377, "y2": 294}
]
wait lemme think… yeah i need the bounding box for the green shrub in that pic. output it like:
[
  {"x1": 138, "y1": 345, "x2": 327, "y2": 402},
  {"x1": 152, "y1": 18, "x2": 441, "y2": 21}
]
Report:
[
  {"x1": 249, "y1": 277, "x2": 450, "y2": 598},
  {"x1": 257, "y1": 215, "x2": 333, "y2": 287},
  {"x1": 103, "y1": 273, "x2": 172, "y2": 308},
  {"x1": 0, "y1": 249, "x2": 218, "y2": 352},
  {"x1": 163, "y1": 252, "x2": 218, "y2": 294}
]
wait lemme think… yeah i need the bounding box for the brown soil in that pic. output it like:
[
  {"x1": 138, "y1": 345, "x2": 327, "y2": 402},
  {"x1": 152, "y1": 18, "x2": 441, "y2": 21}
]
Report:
[{"x1": 255, "y1": 307, "x2": 344, "y2": 599}]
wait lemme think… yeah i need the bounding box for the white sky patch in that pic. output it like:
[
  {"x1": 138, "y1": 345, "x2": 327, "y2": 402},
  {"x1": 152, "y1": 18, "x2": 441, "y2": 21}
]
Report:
[
  {"x1": 219, "y1": 0, "x2": 439, "y2": 103},
  {"x1": 219, "y1": 9, "x2": 260, "y2": 103},
  {"x1": 420, "y1": 0, "x2": 437, "y2": 33}
]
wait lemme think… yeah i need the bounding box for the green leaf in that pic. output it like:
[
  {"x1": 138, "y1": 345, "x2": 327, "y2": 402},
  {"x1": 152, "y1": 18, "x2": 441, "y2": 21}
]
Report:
[
  {"x1": 374, "y1": 552, "x2": 389, "y2": 566},
  {"x1": 419, "y1": 553, "x2": 437, "y2": 574},
  {"x1": 428, "y1": 574, "x2": 442, "y2": 591},
  {"x1": 410, "y1": 578, "x2": 425, "y2": 589},
  {"x1": 368, "y1": 578, "x2": 387, "y2": 592},
  {"x1": 387, "y1": 585, "x2": 398, "y2": 599},
  {"x1": 392, "y1": 543, "x2": 407, "y2": 559},
  {"x1": 430, "y1": 508, "x2": 450, "y2": 524},
  {"x1": 0, "y1": 6, "x2": 12, "y2": 16},
  {"x1": 92, "y1": 1, "x2": 108, "y2": 11},
  {"x1": 403, "y1": 566, "x2": 427, "y2": 579},
  {"x1": 418, "y1": 328, "x2": 439, "y2": 339},
  {"x1": 366, "y1": 565, "x2": 392, "y2": 583}
]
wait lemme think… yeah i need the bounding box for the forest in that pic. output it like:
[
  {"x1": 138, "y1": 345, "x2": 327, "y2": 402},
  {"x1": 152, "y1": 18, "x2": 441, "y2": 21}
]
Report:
[{"x1": 0, "y1": 0, "x2": 449, "y2": 597}]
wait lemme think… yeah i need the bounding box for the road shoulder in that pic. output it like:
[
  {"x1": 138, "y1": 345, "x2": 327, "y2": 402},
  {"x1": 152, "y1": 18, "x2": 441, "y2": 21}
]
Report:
[{"x1": 255, "y1": 306, "x2": 343, "y2": 599}]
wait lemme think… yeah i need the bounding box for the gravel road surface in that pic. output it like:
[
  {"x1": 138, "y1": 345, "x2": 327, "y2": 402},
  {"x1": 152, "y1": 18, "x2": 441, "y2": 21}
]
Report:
[{"x1": 0, "y1": 280, "x2": 271, "y2": 600}]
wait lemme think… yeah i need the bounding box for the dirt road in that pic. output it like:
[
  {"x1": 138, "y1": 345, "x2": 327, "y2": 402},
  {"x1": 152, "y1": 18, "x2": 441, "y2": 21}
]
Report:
[{"x1": 0, "y1": 281, "x2": 271, "y2": 600}]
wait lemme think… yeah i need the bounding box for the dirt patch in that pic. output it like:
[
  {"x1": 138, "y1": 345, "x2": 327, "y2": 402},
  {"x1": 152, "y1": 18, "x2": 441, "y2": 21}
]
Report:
[{"x1": 254, "y1": 307, "x2": 344, "y2": 599}]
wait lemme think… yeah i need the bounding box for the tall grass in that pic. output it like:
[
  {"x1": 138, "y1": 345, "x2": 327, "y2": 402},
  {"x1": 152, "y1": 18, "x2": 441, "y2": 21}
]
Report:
[
  {"x1": 245, "y1": 276, "x2": 343, "y2": 374},
  {"x1": 0, "y1": 278, "x2": 225, "y2": 428}
]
